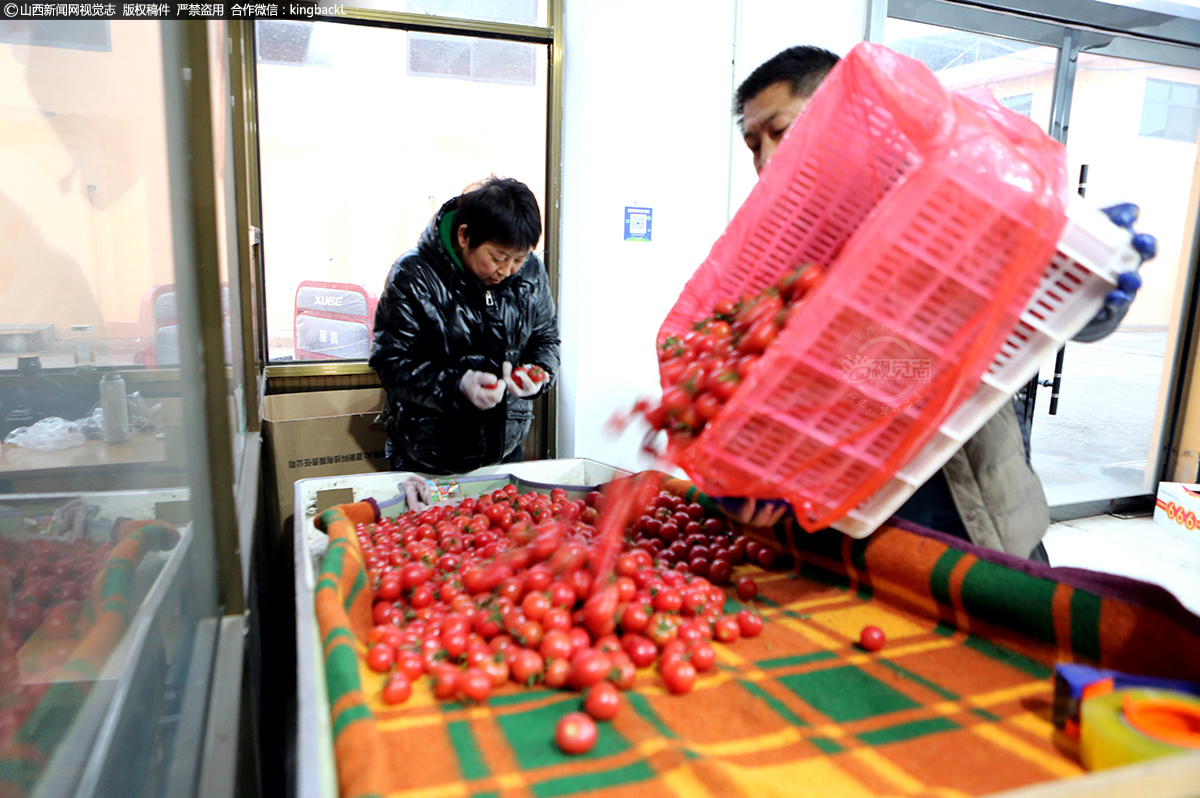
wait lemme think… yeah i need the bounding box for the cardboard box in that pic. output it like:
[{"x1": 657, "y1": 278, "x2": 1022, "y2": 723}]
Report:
[
  {"x1": 262, "y1": 388, "x2": 390, "y2": 539},
  {"x1": 1153, "y1": 482, "x2": 1200, "y2": 534}
]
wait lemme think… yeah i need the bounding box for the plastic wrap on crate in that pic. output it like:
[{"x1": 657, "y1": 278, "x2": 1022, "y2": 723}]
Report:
[{"x1": 658, "y1": 42, "x2": 1070, "y2": 533}]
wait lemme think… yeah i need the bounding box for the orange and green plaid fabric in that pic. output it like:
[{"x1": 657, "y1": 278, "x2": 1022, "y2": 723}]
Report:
[
  {"x1": 313, "y1": 481, "x2": 1200, "y2": 798},
  {"x1": 0, "y1": 521, "x2": 180, "y2": 796}
]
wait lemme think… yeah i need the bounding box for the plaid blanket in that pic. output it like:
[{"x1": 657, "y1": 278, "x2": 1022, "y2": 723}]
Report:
[{"x1": 314, "y1": 481, "x2": 1200, "y2": 798}]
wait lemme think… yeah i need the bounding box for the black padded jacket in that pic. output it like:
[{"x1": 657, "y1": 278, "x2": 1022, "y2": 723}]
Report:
[{"x1": 369, "y1": 198, "x2": 560, "y2": 475}]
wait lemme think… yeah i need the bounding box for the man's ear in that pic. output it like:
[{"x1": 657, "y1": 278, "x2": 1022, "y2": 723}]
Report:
[{"x1": 456, "y1": 223, "x2": 470, "y2": 250}]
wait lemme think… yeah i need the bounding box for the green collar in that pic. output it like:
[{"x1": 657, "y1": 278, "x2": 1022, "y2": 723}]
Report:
[{"x1": 438, "y1": 209, "x2": 465, "y2": 272}]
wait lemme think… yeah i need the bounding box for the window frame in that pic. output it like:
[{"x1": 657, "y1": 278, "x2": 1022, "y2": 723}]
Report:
[
  {"x1": 236, "y1": 3, "x2": 563, "y2": 466},
  {"x1": 243, "y1": 5, "x2": 560, "y2": 380}
]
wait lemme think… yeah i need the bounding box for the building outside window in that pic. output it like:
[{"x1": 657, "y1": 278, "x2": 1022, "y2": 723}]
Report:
[{"x1": 1140, "y1": 77, "x2": 1200, "y2": 142}]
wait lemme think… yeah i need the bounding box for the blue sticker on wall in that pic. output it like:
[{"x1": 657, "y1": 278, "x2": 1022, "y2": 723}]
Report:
[{"x1": 624, "y1": 206, "x2": 652, "y2": 242}]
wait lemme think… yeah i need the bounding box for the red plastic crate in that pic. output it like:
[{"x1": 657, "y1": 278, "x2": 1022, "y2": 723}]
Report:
[{"x1": 659, "y1": 43, "x2": 1068, "y2": 531}]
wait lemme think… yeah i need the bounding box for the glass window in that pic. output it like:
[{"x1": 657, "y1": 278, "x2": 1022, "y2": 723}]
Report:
[
  {"x1": 256, "y1": 19, "x2": 332, "y2": 67},
  {"x1": 1089, "y1": 0, "x2": 1200, "y2": 22},
  {"x1": 0, "y1": 20, "x2": 224, "y2": 796},
  {"x1": 0, "y1": 20, "x2": 110, "y2": 51},
  {"x1": 1139, "y1": 77, "x2": 1200, "y2": 142},
  {"x1": 883, "y1": 19, "x2": 1056, "y2": 134},
  {"x1": 1000, "y1": 91, "x2": 1034, "y2": 117},
  {"x1": 255, "y1": 20, "x2": 549, "y2": 362},
  {"x1": 348, "y1": 0, "x2": 545, "y2": 26},
  {"x1": 408, "y1": 34, "x2": 536, "y2": 84}
]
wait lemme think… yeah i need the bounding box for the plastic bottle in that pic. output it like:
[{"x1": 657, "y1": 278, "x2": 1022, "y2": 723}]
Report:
[
  {"x1": 100, "y1": 373, "x2": 130, "y2": 444},
  {"x1": 72, "y1": 325, "x2": 96, "y2": 370}
]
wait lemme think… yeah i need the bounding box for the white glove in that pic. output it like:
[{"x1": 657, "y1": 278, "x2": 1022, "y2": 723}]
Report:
[
  {"x1": 459, "y1": 369, "x2": 506, "y2": 410},
  {"x1": 502, "y1": 362, "x2": 543, "y2": 398},
  {"x1": 402, "y1": 474, "x2": 436, "y2": 513},
  {"x1": 49, "y1": 498, "x2": 95, "y2": 540}
]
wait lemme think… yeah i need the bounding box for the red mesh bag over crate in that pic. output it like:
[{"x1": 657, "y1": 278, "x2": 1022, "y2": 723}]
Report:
[{"x1": 658, "y1": 42, "x2": 1068, "y2": 533}]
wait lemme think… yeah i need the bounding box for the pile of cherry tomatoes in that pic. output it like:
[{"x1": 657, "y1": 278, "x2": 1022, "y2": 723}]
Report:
[
  {"x1": 0, "y1": 536, "x2": 111, "y2": 746},
  {"x1": 355, "y1": 484, "x2": 781, "y2": 754},
  {"x1": 632, "y1": 263, "x2": 824, "y2": 452}
]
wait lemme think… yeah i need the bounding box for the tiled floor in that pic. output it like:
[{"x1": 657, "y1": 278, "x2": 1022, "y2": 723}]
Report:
[{"x1": 1043, "y1": 513, "x2": 1200, "y2": 616}]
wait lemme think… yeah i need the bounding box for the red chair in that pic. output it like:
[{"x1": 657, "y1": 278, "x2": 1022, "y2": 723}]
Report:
[
  {"x1": 135, "y1": 283, "x2": 231, "y2": 368},
  {"x1": 293, "y1": 281, "x2": 377, "y2": 360}
]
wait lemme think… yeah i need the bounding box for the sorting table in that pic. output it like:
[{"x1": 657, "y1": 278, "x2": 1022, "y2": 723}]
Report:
[{"x1": 297, "y1": 469, "x2": 1200, "y2": 798}]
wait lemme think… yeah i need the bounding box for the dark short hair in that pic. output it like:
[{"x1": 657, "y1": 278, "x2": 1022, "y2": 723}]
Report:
[
  {"x1": 734, "y1": 46, "x2": 840, "y2": 127},
  {"x1": 456, "y1": 175, "x2": 542, "y2": 251}
]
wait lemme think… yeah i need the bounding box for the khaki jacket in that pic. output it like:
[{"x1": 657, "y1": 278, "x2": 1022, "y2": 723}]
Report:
[{"x1": 941, "y1": 402, "x2": 1050, "y2": 557}]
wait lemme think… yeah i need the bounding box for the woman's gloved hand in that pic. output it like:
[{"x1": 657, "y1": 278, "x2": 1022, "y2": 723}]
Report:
[
  {"x1": 49, "y1": 498, "x2": 96, "y2": 540},
  {"x1": 460, "y1": 369, "x2": 506, "y2": 410},
  {"x1": 502, "y1": 362, "x2": 543, "y2": 398},
  {"x1": 402, "y1": 474, "x2": 436, "y2": 513}
]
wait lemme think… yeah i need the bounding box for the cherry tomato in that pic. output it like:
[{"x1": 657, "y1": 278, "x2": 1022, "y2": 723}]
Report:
[
  {"x1": 394, "y1": 649, "x2": 426, "y2": 680},
  {"x1": 615, "y1": 552, "x2": 640, "y2": 577},
  {"x1": 372, "y1": 602, "x2": 397, "y2": 626},
  {"x1": 584, "y1": 682, "x2": 621, "y2": 721},
  {"x1": 40, "y1": 606, "x2": 73, "y2": 639},
  {"x1": 522, "y1": 591, "x2": 551, "y2": 621},
  {"x1": 543, "y1": 658, "x2": 571, "y2": 689},
  {"x1": 620, "y1": 603, "x2": 651, "y2": 634},
  {"x1": 608, "y1": 652, "x2": 637, "y2": 690},
  {"x1": 409, "y1": 584, "x2": 434, "y2": 608},
  {"x1": 661, "y1": 660, "x2": 697, "y2": 695},
  {"x1": 511, "y1": 648, "x2": 545, "y2": 686},
  {"x1": 736, "y1": 610, "x2": 764, "y2": 638},
  {"x1": 542, "y1": 606, "x2": 572, "y2": 632},
  {"x1": 540, "y1": 630, "x2": 574, "y2": 661},
  {"x1": 376, "y1": 573, "x2": 402, "y2": 602},
  {"x1": 381, "y1": 672, "x2": 412, "y2": 705},
  {"x1": 688, "y1": 641, "x2": 716, "y2": 673},
  {"x1": 623, "y1": 635, "x2": 658, "y2": 669},
  {"x1": 568, "y1": 649, "x2": 612, "y2": 690},
  {"x1": 514, "y1": 620, "x2": 544, "y2": 648},
  {"x1": 441, "y1": 630, "x2": 468, "y2": 660},
  {"x1": 555, "y1": 712, "x2": 599, "y2": 755},
  {"x1": 431, "y1": 664, "x2": 461, "y2": 700},
  {"x1": 647, "y1": 613, "x2": 679, "y2": 647},
  {"x1": 859, "y1": 625, "x2": 886, "y2": 652},
  {"x1": 735, "y1": 577, "x2": 758, "y2": 603},
  {"x1": 458, "y1": 668, "x2": 492, "y2": 703},
  {"x1": 677, "y1": 622, "x2": 704, "y2": 644},
  {"x1": 713, "y1": 616, "x2": 741, "y2": 643},
  {"x1": 366, "y1": 643, "x2": 394, "y2": 673},
  {"x1": 481, "y1": 655, "x2": 510, "y2": 687},
  {"x1": 652, "y1": 587, "x2": 682, "y2": 613}
]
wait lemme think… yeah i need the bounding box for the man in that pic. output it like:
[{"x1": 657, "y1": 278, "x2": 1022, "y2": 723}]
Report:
[
  {"x1": 729, "y1": 46, "x2": 1149, "y2": 560},
  {"x1": 370, "y1": 176, "x2": 560, "y2": 495}
]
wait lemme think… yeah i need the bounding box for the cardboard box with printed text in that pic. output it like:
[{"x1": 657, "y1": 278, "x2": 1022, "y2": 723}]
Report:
[{"x1": 261, "y1": 388, "x2": 390, "y2": 540}]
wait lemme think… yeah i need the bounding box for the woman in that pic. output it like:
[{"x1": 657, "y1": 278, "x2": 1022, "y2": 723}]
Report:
[{"x1": 370, "y1": 176, "x2": 560, "y2": 485}]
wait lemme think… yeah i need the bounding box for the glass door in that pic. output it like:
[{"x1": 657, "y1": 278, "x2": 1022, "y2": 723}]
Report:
[
  {"x1": 883, "y1": 18, "x2": 1058, "y2": 134},
  {"x1": 884, "y1": 2, "x2": 1200, "y2": 511},
  {"x1": 1030, "y1": 50, "x2": 1200, "y2": 505}
]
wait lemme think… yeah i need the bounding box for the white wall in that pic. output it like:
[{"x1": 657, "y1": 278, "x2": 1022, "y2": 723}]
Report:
[
  {"x1": 558, "y1": 0, "x2": 869, "y2": 470},
  {"x1": 729, "y1": 1, "x2": 872, "y2": 212}
]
